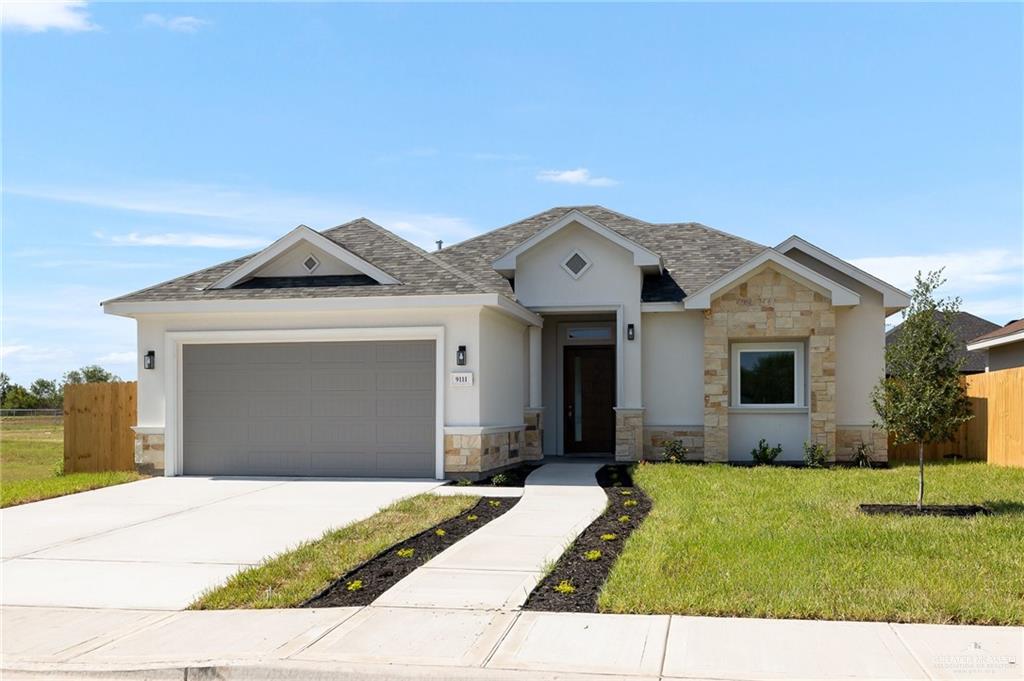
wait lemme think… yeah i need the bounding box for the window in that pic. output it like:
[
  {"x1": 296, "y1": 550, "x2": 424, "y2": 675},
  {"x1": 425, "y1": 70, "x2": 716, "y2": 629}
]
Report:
[
  {"x1": 567, "y1": 326, "x2": 611, "y2": 341},
  {"x1": 732, "y1": 342, "x2": 804, "y2": 407},
  {"x1": 561, "y1": 250, "x2": 592, "y2": 279}
]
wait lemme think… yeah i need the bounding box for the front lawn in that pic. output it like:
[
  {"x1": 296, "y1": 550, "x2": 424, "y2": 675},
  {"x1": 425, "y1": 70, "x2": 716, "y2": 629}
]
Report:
[
  {"x1": 0, "y1": 417, "x2": 142, "y2": 507},
  {"x1": 192, "y1": 493, "x2": 478, "y2": 609},
  {"x1": 600, "y1": 463, "x2": 1023, "y2": 624}
]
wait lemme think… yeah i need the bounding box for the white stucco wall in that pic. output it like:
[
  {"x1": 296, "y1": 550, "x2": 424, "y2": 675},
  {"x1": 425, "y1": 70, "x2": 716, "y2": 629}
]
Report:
[
  {"x1": 728, "y1": 411, "x2": 809, "y2": 462},
  {"x1": 133, "y1": 305, "x2": 488, "y2": 430},
  {"x1": 478, "y1": 307, "x2": 528, "y2": 426},
  {"x1": 641, "y1": 310, "x2": 704, "y2": 425},
  {"x1": 988, "y1": 342, "x2": 1024, "y2": 371},
  {"x1": 784, "y1": 249, "x2": 886, "y2": 426},
  {"x1": 514, "y1": 221, "x2": 644, "y2": 408}
]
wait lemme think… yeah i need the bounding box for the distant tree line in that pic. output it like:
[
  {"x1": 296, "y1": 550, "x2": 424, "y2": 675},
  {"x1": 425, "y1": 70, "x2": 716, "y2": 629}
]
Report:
[{"x1": 0, "y1": 366, "x2": 121, "y2": 410}]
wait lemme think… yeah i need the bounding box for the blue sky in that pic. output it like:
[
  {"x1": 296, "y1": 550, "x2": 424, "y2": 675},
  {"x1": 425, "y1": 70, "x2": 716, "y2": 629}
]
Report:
[{"x1": 2, "y1": 1, "x2": 1022, "y2": 385}]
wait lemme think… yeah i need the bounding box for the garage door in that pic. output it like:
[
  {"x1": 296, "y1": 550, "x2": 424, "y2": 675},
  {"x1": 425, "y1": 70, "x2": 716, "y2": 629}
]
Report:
[{"x1": 182, "y1": 340, "x2": 435, "y2": 477}]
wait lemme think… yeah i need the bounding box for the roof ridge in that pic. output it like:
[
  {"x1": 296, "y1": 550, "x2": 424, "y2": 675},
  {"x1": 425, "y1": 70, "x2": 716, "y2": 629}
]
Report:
[
  {"x1": 440, "y1": 206, "x2": 572, "y2": 252},
  {"x1": 353, "y1": 218, "x2": 493, "y2": 294}
]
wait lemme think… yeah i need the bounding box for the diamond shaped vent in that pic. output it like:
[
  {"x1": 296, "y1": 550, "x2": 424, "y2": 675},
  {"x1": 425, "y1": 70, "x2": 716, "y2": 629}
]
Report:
[
  {"x1": 562, "y1": 252, "x2": 590, "y2": 278},
  {"x1": 303, "y1": 255, "x2": 320, "y2": 273}
]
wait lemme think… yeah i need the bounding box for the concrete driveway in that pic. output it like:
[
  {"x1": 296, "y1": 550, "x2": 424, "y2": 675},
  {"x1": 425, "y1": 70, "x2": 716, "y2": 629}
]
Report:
[{"x1": 0, "y1": 476, "x2": 443, "y2": 610}]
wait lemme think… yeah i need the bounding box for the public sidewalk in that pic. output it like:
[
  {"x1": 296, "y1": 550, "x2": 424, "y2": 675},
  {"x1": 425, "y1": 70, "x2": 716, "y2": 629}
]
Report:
[
  {"x1": 3, "y1": 604, "x2": 1021, "y2": 680},
  {"x1": 374, "y1": 461, "x2": 608, "y2": 610}
]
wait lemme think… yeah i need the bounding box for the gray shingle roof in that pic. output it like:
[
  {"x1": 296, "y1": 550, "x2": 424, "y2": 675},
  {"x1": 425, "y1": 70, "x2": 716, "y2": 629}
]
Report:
[
  {"x1": 886, "y1": 311, "x2": 1000, "y2": 374},
  {"x1": 105, "y1": 206, "x2": 766, "y2": 306}
]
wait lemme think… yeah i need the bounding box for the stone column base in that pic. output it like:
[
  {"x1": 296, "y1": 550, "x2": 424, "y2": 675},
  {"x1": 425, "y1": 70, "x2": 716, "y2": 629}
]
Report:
[
  {"x1": 444, "y1": 426, "x2": 526, "y2": 479},
  {"x1": 643, "y1": 426, "x2": 704, "y2": 461},
  {"x1": 614, "y1": 408, "x2": 645, "y2": 462},
  {"x1": 133, "y1": 430, "x2": 165, "y2": 476},
  {"x1": 836, "y1": 425, "x2": 888, "y2": 463},
  {"x1": 523, "y1": 409, "x2": 544, "y2": 461}
]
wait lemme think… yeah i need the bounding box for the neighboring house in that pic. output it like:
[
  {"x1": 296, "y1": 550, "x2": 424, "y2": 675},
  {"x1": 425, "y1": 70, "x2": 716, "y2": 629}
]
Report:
[
  {"x1": 966, "y1": 319, "x2": 1024, "y2": 371},
  {"x1": 886, "y1": 311, "x2": 999, "y2": 375},
  {"x1": 103, "y1": 206, "x2": 909, "y2": 479}
]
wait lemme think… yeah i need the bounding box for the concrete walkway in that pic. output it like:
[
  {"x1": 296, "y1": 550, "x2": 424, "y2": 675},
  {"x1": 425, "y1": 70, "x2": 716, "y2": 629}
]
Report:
[
  {"x1": 3, "y1": 604, "x2": 1020, "y2": 680},
  {"x1": 373, "y1": 462, "x2": 607, "y2": 610}
]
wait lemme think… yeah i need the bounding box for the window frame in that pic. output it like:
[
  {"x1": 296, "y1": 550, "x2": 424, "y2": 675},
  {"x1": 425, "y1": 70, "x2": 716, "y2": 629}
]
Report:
[{"x1": 731, "y1": 341, "x2": 805, "y2": 408}]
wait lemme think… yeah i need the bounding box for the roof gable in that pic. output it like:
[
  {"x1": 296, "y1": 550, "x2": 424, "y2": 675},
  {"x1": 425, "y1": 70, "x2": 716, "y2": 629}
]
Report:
[
  {"x1": 208, "y1": 225, "x2": 400, "y2": 289},
  {"x1": 683, "y1": 249, "x2": 861, "y2": 309},
  {"x1": 776, "y1": 236, "x2": 910, "y2": 311},
  {"x1": 491, "y1": 209, "x2": 662, "y2": 276}
]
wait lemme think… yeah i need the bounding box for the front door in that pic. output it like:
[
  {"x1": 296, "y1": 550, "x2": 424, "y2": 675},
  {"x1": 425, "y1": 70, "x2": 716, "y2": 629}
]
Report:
[{"x1": 563, "y1": 346, "x2": 616, "y2": 454}]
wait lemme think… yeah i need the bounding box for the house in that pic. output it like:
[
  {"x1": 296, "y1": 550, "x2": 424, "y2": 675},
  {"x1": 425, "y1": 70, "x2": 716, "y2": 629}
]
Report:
[
  {"x1": 102, "y1": 206, "x2": 909, "y2": 479},
  {"x1": 966, "y1": 319, "x2": 1024, "y2": 371},
  {"x1": 886, "y1": 311, "x2": 999, "y2": 375}
]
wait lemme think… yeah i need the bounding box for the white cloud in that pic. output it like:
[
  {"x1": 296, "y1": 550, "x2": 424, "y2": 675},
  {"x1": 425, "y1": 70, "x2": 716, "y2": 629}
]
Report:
[
  {"x1": 850, "y1": 248, "x2": 1023, "y2": 324},
  {"x1": 1, "y1": 344, "x2": 32, "y2": 359},
  {"x1": 2, "y1": 1, "x2": 97, "y2": 32},
  {"x1": 536, "y1": 168, "x2": 619, "y2": 187},
  {"x1": 6, "y1": 182, "x2": 476, "y2": 250},
  {"x1": 97, "y1": 351, "x2": 136, "y2": 364},
  {"x1": 95, "y1": 231, "x2": 269, "y2": 249},
  {"x1": 142, "y1": 13, "x2": 208, "y2": 33}
]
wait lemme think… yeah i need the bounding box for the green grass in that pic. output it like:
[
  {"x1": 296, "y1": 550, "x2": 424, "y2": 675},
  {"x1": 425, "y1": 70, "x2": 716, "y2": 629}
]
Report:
[
  {"x1": 599, "y1": 463, "x2": 1024, "y2": 624},
  {"x1": 1, "y1": 417, "x2": 142, "y2": 507},
  {"x1": 192, "y1": 493, "x2": 478, "y2": 609}
]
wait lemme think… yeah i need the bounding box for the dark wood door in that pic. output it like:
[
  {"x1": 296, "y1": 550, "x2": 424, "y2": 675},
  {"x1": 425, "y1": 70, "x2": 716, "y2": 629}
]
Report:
[{"x1": 563, "y1": 346, "x2": 616, "y2": 454}]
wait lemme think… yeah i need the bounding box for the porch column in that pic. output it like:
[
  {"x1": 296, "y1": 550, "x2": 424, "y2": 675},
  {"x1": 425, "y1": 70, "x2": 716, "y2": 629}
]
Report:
[{"x1": 529, "y1": 325, "x2": 542, "y2": 409}]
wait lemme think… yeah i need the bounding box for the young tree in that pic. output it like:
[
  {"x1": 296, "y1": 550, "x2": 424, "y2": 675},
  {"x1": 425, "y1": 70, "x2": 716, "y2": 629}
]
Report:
[
  {"x1": 29, "y1": 378, "x2": 62, "y2": 409},
  {"x1": 872, "y1": 270, "x2": 972, "y2": 508},
  {"x1": 63, "y1": 365, "x2": 120, "y2": 385}
]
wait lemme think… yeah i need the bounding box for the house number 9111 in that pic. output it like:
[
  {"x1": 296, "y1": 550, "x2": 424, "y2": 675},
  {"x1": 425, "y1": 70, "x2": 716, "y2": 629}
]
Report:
[{"x1": 450, "y1": 372, "x2": 474, "y2": 386}]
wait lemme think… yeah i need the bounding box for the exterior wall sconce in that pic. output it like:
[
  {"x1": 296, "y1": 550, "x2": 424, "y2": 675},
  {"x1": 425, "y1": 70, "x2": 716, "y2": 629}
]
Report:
[
  {"x1": 143, "y1": 350, "x2": 156, "y2": 370},
  {"x1": 456, "y1": 345, "x2": 467, "y2": 366},
  {"x1": 627, "y1": 324, "x2": 636, "y2": 341}
]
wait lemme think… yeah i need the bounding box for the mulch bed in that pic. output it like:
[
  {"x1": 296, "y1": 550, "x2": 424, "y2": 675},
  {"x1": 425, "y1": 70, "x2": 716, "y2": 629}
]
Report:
[
  {"x1": 302, "y1": 496, "x2": 519, "y2": 607},
  {"x1": 522, "y1": 464, "x2": 651, "y2": 613},
  {"x1": 860, "y1": 503, "x2": 990, "y2": 518},
  {"x1": 447, "y1": 463, "x2": 543, "y2": 487}
]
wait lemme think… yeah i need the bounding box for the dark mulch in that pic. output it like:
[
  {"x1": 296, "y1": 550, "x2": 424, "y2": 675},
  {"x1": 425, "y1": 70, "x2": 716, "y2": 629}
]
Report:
[
  {"x1": 860, "y1": 503, "x2": 990, "y2": 518},
  {"x1": 447, "y1": 463, "x2": 543, "y2": 487},
  {"x1": 522, "y1": 464, "x2": 651, "y2": 612},
  {"x1": 302, "y1": 496, "x2": 519, "y2": 607}
]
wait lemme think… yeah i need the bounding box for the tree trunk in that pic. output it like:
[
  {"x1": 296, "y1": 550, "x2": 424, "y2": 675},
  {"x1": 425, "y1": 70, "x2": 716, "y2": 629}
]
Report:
[{"x1": 917, "y1": 441, "x2": 925, "y2": 509}]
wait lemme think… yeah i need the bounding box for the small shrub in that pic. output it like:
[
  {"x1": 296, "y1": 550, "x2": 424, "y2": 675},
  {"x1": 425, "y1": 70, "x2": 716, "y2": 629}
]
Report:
[
  {"x1": 623, "y1": 499, "x2": 638, "y2": 508},
  {"x1": 554, "y1": 580, "x2": 576, "y2": 594},
  {"x1": 803, "y1": 441, "x2": 830, "y2": 468},
  {"x1": 466, "y1": 514, "x2": 479, "y2": 521},
  {"x1": 396, "y1": 547, "x2": 415, "y2": 558},
  {"x1": 435, "y1": 528, "x2": 446, "y2": 537},
  {"x1": 751, "y1": 438, "x2": 783, "y2": 465},
  {"x1": 346, "y1": 579, "x2": 363, "y2": 591},
  {"x1": 660, "y1": 438, "x2": 689, "y2": 463},
  {"x1": 490, "y1": 472, "x2": 510, "y2": 486},
  {"x1": 455, "y1": 478, "x2": 473, "y2": 486},
  {"x1": 618, "y1": 514, "x2": 631, "y2": 522},
  {"x1": 584, "y1": 549, "x2": 602, "y2": 561},
  {"x1": 852, "y1": 443, "x2": 874, "y2": 468},
  {"x1": 488, "y1": 500, "x2": 502, "y2": 507},
  {"x1": 600, "y1": 533, "x2": 618, "y2": 541}
]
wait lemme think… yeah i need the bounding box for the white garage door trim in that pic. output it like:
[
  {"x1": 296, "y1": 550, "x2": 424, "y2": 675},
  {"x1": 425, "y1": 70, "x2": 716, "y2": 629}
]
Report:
[{"x1": 162, "y1": 326, "x2": 446, "y2": 479}]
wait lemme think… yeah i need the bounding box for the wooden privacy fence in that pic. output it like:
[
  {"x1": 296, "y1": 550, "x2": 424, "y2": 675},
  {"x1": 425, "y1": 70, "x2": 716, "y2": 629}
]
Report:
[
  {"x1": 63, "y1": 382, "x2": 137, "y2": 473},
  {"x1": 888, "y1": 366, "x2": 1024, "y2": 467}
]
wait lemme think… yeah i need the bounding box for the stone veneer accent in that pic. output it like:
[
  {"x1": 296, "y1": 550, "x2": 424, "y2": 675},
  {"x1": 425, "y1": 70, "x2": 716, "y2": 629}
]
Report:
[
  {"x1": 703, "y1": 267, "x2": 837, "y2": 462},
  {"x1": 643, "y1": 426, "x2": 704, "y2": 461},
  {"x1": 444, "y1": 426, "x2": 531, "y2": 478},
  {"x1": 614, "y1": 408, "x2": 645, "y2": 462},
  {"x1": 836, "y1": 425, "x2": 888, "y2": 463},
  {"x1": 134, "y1": 432, "x2": 165, "y2": 476},
  {"x1": 522, "y1": 409, "x2": 544, "y2": 461}
]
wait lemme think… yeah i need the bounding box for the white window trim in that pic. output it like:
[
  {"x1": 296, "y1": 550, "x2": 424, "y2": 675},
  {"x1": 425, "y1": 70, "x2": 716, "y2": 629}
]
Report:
[
  {"x1": 731, "y1": 341, "x2": 804, "y2": 408},
  {"x1": 302, "y1": 253, "x2": 321, "y2": 273},
  {"x1": 560, "y1": 249, "x2": 593, "y2": 280},
  {"x1": 162, "y1": 326, "x2": 446, "y2": 479}
]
